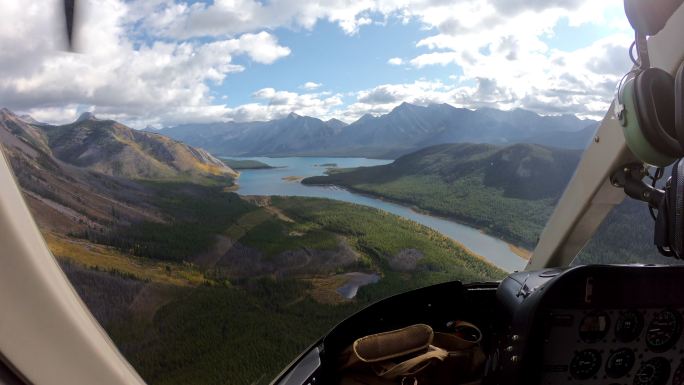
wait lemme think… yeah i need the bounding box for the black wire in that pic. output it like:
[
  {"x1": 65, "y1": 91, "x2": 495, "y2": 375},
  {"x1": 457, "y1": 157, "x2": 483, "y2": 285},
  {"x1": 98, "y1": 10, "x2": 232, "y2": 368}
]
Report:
[
  {"x1": 648, "y1": 167, "x2": 664, "y2": 220},
  {"x1": 629, "y1": 40, "x2": 639, "y2": 66},
  {"x1": 649, "y1": 205, "x2": 658, "y2": 220}
]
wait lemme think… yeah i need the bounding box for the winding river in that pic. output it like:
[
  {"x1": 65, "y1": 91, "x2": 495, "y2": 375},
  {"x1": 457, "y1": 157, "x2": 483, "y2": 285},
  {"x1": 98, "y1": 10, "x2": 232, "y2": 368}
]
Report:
[{"x1": 229, "y1": 156, "x2": 527, "y2": 272}]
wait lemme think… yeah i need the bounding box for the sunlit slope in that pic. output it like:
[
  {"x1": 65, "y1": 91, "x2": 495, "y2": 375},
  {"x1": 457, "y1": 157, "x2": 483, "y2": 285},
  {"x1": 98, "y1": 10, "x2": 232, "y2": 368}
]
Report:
[
  {"x1": 304, "y1": 143, "x2": 581, "y2": 247},
  {"x1": 41, "y1": 112, "x2": 237, "y2": 182},
  {"x1": 1, "y1": 106, "x2": 504, "y2": 385},
  {"x1": 0, "y1": 107, "x2": 241, "y2": 285}
]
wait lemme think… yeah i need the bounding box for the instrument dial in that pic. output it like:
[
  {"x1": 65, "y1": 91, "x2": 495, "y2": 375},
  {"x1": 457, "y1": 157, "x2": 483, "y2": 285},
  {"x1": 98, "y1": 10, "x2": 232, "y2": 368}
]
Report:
[
  {"x1": 633, "y1": 357, "x2": 670, "y2": 385},
  {"x1": 673, "y1": 362, "x2": 684, "y2": 385},
  {"x1": 579, "y1": 311, "x2": 611, "y2": 343},
  {"x1": 616, "y1": 310, "x2": 644, "y2": 342},
  {"x1": 646, "y1": 309, "x2": 682, "y2": 352},
  {"x1": 569, "y1": 349, "x2": 602, "y2": 380},
  {"x1": 605, "y1": 348, "x2": 635, "y2": 378}
]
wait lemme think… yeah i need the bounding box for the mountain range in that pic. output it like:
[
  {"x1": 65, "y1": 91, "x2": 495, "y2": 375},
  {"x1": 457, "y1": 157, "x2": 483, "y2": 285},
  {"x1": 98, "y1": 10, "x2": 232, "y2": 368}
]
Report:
[
  {"x1": 0, "y1": 108, "x2": 237, "y2": 235},
  {"x1": 2, "y1": 109, "x2": 236, "y2": 181},
  {"x1": 155, "y1": 102, "x2": 599, "y2": 158}
]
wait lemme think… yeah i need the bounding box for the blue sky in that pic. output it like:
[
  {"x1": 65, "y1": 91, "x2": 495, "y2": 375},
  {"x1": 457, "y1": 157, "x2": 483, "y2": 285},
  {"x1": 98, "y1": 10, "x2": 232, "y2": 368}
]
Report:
[
  {"x1": 2, "y1": 0, "x2": 633, "y2": 127},
  {"x1": 221, "y1": 19, "x2": 448, "y2": 105},
  {"x1": 223, "y1": 13, "x2": 627, "y2": 107}
]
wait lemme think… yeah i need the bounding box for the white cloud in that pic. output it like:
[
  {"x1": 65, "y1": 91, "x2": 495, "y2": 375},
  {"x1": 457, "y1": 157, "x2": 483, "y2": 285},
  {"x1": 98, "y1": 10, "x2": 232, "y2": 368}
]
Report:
[
  {"x1": 345, "y1": 35, "x2": 630, "y2": 121},
  {"x1": 1, "y1": 0, "x2": 632, "y2": 127},
  {"x1": 125, "y1": 0, "x2": 633, "y2": 123},
  {"x1": 230, "y1": 31, "x2": 291, "y2": 64},
  {"x1": 301, "y1": 82, "x2": 322, "y2": 90},
  {"x1": 224, "y1": 87, "x2": 343, "y2": 122},
  {"x1": 134, "y1": 0, "x2": 385, "y2": 37},
  {"x1": 0, "y1": 0, "x2": 291, "y2": 128}
]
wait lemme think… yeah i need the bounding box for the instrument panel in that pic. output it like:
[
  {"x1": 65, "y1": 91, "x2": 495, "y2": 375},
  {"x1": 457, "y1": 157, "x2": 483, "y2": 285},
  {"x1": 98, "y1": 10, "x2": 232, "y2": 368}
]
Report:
[
  {"x1": 541, "y1": 308, "x2": 684, "y2": 385},
  {"x1": 487, "y1": 265, "x2": 684, "y2": 385}
]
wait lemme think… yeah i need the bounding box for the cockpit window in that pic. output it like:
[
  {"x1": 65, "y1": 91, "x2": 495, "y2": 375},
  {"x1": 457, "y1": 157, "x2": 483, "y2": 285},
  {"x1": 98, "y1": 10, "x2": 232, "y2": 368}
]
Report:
[{"x1": 1, "y1": 0, "x2": 667, "y2": 383}]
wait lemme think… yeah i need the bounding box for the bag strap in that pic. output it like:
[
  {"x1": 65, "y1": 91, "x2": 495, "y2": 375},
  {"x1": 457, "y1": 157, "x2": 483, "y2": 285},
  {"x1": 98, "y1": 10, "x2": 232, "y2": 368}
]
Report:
[
  {"x1": 374, "y1": 346, "x2": 448, "y2": 379},
  {"x1": 449, "y1": 321, "x2": 482, "y2": 344}
]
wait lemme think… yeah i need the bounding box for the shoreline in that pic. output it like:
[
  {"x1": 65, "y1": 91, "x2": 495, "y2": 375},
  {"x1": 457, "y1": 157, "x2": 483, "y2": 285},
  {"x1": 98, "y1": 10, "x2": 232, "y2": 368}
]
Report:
[
  {"x1": 303, "y1": 180, "x2": 534, "y2": 262},
  {"x1": 508, "y1": 244, "x2": 532, "y2": 260}
]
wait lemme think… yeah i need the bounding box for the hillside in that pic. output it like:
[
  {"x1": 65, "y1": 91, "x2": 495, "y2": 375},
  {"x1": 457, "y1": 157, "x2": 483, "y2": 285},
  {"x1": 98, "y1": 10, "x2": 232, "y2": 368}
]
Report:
[
  {"x1": 304, "y1": 142, "x2": 675, "y2": 265},
  {"x1": 304, "y1": 143, "x2": 580, "y2": 247},
  {"x1": 0, "y1": 108, "x2": 163, "y2": 234},
  {"x1": 1, "y1": 107, "x2": 503, "y2": 385},
  {"x1": 39, "y1": 112, "x2": 237, "y2": 182},
  {"x1": 156, "y1": 103, "x2": 595, "y2": 158}
]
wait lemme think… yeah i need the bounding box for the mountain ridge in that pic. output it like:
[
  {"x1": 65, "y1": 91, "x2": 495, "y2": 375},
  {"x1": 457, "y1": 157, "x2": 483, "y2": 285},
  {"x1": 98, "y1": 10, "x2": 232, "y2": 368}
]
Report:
[
  {"x1": 154, "y1": 102, "x2": 597, "y2": 158},
  {"x1": 22, "y1": 110, "x2": 238, "y2": 181}
]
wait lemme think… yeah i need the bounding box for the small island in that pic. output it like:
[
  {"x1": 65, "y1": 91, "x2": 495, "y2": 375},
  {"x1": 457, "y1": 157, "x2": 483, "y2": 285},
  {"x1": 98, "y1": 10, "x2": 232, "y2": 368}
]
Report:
[
  {"x1": 221, "y1": 158, "x2": 274, "y2": 170},
  {"x1": 324, "y1": 167, "x2": 357, "y2": 175}
]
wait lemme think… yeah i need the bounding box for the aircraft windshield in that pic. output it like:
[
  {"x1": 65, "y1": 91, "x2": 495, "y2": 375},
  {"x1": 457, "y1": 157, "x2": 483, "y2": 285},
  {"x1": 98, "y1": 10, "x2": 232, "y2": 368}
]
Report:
[{"x1": 1, "y1": 0, "x2": 679, "y2": 384}]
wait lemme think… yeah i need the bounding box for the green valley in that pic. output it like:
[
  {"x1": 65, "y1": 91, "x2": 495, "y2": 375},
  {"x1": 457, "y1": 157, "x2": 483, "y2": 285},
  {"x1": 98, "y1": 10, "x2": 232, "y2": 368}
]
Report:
[
  {"x1": 60, "y1": 189, "x2": 504, "y2": 385},
  {"x1": 1, "y1": 108, "x2": 504, "y2": 385},
  {"x1": 304, "y1": 143, "x2": 580, "y2": 248},
  {"x1": 3, "y1": 105, "x2": 673, "y2": 385},
  {"x1": 303, "y1": 142, "x2": 676, "y2": 265}
]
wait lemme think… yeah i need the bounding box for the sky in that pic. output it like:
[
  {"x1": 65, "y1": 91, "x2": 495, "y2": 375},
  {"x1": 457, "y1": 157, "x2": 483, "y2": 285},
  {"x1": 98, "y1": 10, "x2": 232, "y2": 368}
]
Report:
[{"x1": 0, "y1": 0, "x2": 634, "y2": 128}]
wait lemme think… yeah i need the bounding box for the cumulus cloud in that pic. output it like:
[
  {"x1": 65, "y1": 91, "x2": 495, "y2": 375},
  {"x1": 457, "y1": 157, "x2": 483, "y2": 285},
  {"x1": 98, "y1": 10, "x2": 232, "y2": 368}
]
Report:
[
  {"x1": 135, "y1": 0, "x2": 384, "y2": 37},
  {"x1": 489, "y1": 0, "x2": 585, "y2": 15},
  {"x1": 344, "y1": 33, "x2": 632, "y2": 121},
  {"x1": 2, "y1": 0, "x2": 631, "y2": 126},
  {"x1": 0, "y1": 0, "x2": 291, "y2": 127},
  {"x1": 224, "y1": 88, "x2": 343, "y2": 121},
  {"x1": 301, "y1": 82, "x2": 322, "y2": 90}
]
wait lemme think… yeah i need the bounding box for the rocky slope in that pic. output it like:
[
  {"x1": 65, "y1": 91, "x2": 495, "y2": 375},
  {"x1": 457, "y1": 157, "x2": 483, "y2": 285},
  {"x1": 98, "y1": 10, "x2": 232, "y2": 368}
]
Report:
[
  {"x1": 0, "y1": 108, "x2": 237, "y2": 235},
  {"x1": 41, "y1": 112, "x2": 237, "y2": 181}
]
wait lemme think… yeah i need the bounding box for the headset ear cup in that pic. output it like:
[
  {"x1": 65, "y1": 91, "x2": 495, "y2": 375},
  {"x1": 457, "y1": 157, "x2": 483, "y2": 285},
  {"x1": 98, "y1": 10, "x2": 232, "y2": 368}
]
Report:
[
  {"x1": 675, "y1": 62, "x2": 684, "y2": 152},
  {"x1": 635, "y1": 68, "x2": 682, "y2": 158},
  {"x1": 621, "y1": 77, "x2": 677, "y2": 167}
]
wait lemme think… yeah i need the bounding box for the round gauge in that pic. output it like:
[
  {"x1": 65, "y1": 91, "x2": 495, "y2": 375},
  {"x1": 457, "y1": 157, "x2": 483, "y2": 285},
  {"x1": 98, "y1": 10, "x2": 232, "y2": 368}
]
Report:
[
  {"x1": 579, "y1": 311, "x2": 611, "y2": 342},
  {"x1": 616, "y1": 310, "x2": 644, "y2": 342},
  {"x1": 569, "y1": 349, "x2": 602, "y2": 380},
  {"x1": 633, "y1": 357, "x2": 671, "y2": 385},
  {"x1": 673, "y1": 362, "x2": 684, "y2": 385},
  {"x1": 605, "y1": 348, "x2": 635, "y2": 378},
  {"x1": 646, "y1": 309, "x2": 682, "y2": 352}
]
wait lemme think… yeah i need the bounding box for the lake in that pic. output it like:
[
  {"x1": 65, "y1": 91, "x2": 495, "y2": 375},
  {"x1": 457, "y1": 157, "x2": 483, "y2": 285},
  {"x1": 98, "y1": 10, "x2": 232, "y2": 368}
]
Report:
[{"x1": 230, "y1": 156, "x2": 527, "y2": 272}]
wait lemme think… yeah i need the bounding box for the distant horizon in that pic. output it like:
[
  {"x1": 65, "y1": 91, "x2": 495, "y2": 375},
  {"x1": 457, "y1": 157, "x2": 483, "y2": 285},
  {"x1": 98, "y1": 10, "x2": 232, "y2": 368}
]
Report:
[{"x1": 3, "y1": 102, "x2": 600, "y2": 130}]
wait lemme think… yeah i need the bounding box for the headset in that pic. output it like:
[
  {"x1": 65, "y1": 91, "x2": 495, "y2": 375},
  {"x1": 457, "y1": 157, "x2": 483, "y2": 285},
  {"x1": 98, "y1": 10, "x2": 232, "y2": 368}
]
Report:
[
  {"x1": 613, "y1": 29, "x2": 684, "y2": 257},
  {"x1": 617, "y1": 61, "x2": 684, "y2": 167}
]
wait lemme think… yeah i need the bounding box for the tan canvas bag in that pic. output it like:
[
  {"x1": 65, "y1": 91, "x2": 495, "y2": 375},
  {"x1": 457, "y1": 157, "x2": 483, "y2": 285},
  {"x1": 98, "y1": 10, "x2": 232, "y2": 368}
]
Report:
[
  {"x1": 338, "y1": 324, "x2": 447, "y2": 385},
  {"x1": 337, "y1": 323, "x2": 485, "y2": 385}
]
